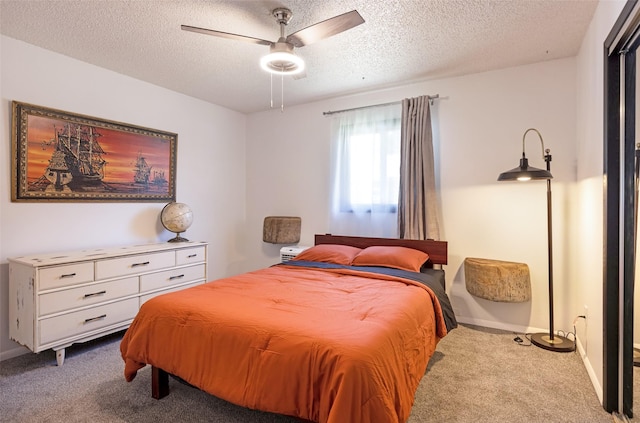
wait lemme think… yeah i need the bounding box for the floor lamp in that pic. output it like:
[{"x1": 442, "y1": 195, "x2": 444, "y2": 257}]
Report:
[{"x1": 497, "y1": 128, "x2": 574, "y2": 353}]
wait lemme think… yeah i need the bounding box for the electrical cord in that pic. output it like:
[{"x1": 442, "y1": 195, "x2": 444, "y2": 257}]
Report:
[
  {"x1": 557, "y1": 329, "x2": 575, "y2": 341},
  {"x1": 556, "y1": 328, "x2": 578, "y2": 353},
  {"x1": 570, "y1": 314, "x2": 587, "y2": 354},
  {"x1": 512, "y1": 314, "x2": 586, "y2": 349}
]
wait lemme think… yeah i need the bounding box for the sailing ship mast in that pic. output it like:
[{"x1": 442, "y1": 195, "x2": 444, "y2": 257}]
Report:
[
  {"x1": 42, "y1": 123, "x2": 107, "y2": 188},
  {"x1": 134, "y1": 153, "x2": 152, "y2": 184}
]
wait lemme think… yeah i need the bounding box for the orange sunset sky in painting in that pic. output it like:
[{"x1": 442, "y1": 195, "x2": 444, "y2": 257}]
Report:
[{"x1": 26, "y1": 114, "x2": 171, "y2": 183}]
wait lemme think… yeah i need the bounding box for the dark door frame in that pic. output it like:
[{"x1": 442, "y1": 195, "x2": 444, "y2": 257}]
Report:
[{"x1": 604, "y1": 0, "x2": 639, "y2": 416}]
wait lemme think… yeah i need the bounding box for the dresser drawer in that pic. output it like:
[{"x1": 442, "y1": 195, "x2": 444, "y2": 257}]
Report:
[
  {"x1": 39, "y1": 277, "x2": 138, "y2": 316},
  {"x1": 139, "y1": 280, "x2": 203, "y2": 306},
  {"x1": 176, "y1": 246, "x2": 206, "y2": 265},
  {"x1": 40, "y1": 262, "x2": 94, "y2": 291},
  {"x1": 96, "y1": 251, "x2": 175, "y2": 280},
  {"x1": 140, "y1": 264, "x2": 206, "y2": 293},
  {"x1": 39, "y1": 297, "x2": 138, "y2": 346}
]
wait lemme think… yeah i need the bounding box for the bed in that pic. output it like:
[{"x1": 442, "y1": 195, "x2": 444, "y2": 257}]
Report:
[{"x1": 120, "y1": 234, "x2": 457, "y2": 423}]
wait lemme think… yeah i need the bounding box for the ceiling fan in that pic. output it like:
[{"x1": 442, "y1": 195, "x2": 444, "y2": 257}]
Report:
[{"x1": 181, "y1": 8, "x2": 365, "y2": 76}]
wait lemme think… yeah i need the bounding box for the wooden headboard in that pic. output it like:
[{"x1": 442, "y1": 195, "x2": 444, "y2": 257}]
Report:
[{"x1": 314, "y1": 234, "x2": 448, "y2": 267}]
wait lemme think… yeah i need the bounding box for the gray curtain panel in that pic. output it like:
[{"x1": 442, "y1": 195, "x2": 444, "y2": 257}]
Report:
[{"x1": 398, "y1": 95, "x2": 440, "y2": 240}]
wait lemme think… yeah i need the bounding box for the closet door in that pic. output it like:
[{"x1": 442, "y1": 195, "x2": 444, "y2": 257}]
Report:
[{"x1": 604, "y1": 0, "x2": 640, "y2": 417}]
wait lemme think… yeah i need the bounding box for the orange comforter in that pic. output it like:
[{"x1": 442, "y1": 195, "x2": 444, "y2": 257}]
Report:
[{"x1": 120, "y1": 265, "x2": 449, "y2": 423}]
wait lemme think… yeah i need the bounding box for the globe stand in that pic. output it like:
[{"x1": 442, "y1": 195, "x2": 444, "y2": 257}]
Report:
[{"x1": 168, "y1": 233, "x2": 189, "y2": 243}]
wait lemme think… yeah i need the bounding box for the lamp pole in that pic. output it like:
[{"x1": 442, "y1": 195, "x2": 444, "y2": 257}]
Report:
[{"x1": 545, "y1": 151, "x2": 554, "y2": 343}]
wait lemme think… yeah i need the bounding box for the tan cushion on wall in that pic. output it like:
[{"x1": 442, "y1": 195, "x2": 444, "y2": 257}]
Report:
[
  {"x1": 464, "y1": 257, "x2": 531, "y2": 302},
  {"x1": 263, "y1": 216, "x2": 301, "y2": 244}
]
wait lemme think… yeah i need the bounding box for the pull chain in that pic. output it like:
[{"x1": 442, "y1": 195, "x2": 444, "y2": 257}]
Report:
[
  {"x1": 270, "y1": 72, "x2": 273, "y2": 109},
  {"x1": 268, "y1": 68, "x2": 285, "y2": 112}
]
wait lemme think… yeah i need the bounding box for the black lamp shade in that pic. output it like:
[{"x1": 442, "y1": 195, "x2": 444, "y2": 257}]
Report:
[{"x1": 498, "y1": 157, "x2": 553, "y2": 181}]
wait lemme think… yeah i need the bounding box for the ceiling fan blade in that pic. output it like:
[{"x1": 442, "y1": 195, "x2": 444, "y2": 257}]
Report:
[
  {"x1": 181, "y1": 25, "x2": 272, "y2": 46},
  {"x1": 286, "y1": 10, "x2": 364, "y2": 48}
]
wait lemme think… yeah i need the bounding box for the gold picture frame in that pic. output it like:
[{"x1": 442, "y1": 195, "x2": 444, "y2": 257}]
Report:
[{"x1": 11, "y1": 101, "x2": 177, "y2": 202}]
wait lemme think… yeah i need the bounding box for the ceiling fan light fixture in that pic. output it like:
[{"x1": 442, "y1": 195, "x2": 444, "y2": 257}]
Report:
[
  {"x1": 183, "y1": 8, "x2": 364, "y2": 80},
  {"x1": 260, "y1": 51, "x2": 305, "y2": 75}
]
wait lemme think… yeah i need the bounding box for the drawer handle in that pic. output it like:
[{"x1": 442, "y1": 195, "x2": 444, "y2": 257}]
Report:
[
  {"x1": 84, "y1": 314, "x2": 107, "y2": 324},
  {"x1": 169, "y1": 274, "x2": 185, "y2": 280},
  {"x1": 131, "y1": 261, "x2": 150, "y2": 267},
  {"x1": 83, "y1": 290, "x2": 107, "y2": 299},
  {"x1": 187, "y1": 254, "x2": 197, "y2": 258},
  {"x1": 60, "y1": 273, "x2": 77, "y2": 278}
]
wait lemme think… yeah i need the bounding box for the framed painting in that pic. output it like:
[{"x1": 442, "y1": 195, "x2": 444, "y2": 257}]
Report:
[{"x1": 11, "y1": 101, "x2": 177, "y2": 202}]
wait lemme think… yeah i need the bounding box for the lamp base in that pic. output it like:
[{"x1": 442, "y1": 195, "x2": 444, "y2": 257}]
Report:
[{"x1": 530, "y1": 332, "x2": 575, "y2": 353}]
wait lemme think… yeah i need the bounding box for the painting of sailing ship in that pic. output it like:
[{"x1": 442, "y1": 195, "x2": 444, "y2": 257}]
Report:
[{"x1": 12, "y1": 101, "x2": 176, "y2": 202}]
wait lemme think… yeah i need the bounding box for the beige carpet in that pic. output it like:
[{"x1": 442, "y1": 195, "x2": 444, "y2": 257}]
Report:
[{"x1": 0, "y1": 323, "x2": 616, "y2": 422}]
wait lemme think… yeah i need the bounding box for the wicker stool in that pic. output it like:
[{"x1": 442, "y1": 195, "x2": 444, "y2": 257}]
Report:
[{"x1": 463, "y1": 257, "x2": 531, "y2": 302}]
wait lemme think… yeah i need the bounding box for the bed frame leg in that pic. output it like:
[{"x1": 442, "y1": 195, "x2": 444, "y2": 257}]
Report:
[{"x1": 151, "y1": 366, "x2": 169, "y2": 399}]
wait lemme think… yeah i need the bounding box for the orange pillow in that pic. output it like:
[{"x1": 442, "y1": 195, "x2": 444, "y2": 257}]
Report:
[
  {"x1": 351, "y1": 246, "x2": 430, "y2": 272},
  {"x1": 291, "y1": 244, "x2": 362, "y2": 265}
]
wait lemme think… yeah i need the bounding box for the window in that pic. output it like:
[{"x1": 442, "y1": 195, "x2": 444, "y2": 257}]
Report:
[
  {"x1": 341, "y1": 128, "x2": 400, "y2": 212},
  {"x1": 329, "y1": 104, "x2": 401, "y2": 237}
]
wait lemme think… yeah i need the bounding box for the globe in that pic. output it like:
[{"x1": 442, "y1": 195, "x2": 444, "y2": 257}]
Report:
[{"x1": 161, "y1": 202, "x2": 193, "y2": 242}]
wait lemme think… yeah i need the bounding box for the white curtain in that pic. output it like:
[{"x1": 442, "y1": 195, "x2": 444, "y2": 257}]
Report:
[
  {"x1": 398, "y1": 95, "x2": 440, "y2": 240},
  {"x1": 329, "y1": 104, "x2": 401, "y2": 237}
]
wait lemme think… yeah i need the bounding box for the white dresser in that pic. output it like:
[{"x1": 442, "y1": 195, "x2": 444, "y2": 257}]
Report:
[{"x1": 9, "y1": 241, "x2": 208, "y2": 365}]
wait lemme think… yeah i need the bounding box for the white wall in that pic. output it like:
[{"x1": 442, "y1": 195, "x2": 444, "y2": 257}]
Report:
[
  {"x1": 574, "y1": 0, "x2": 626, "y2": 403},
  {"x1": 247, "y1": 58, "x2": 578, "y2": 335},
  {"x1": 0, "y1": 36, "x2": 248, "y2": 360}
]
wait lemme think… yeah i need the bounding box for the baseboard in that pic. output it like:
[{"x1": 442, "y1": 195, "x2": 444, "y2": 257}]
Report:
[
  {"x1": 576, "y1": 336, "x2": 603, "y2": 404},
  {"x1": 455, "y1": 315, "x2": 545, "y2": 335},
  {"x1": 0, "y1": 345, "x2": 29, "y2": 362}
]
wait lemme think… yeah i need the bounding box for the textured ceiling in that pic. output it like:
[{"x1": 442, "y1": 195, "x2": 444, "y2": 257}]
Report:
[{"x1": 0, "y1": 0, "x2": 598, "y2": 114}]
